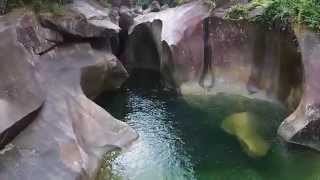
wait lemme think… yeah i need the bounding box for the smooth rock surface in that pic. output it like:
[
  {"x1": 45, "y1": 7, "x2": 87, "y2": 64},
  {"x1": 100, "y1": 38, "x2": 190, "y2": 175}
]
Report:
[
  {"x1": 278, "y1": 27, "x2": 320, "y2": 150},
  {"x1": 40, "y1": 0, "x2": 120, "y2": 38},
  {"x1": 0, "y1": 9, "x2": 137, "y2": 180},
  {"x1": 0, "y1": 10, "x2": 45, "y2": 149},
  {"x1": 126, "y1": 1, "x2": 302, "y2": 107}
]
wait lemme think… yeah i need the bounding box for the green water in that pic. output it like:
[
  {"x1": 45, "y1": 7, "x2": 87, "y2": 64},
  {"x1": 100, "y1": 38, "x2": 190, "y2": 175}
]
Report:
[{"x1": 97, "y1": 70, "x2": 320, "y2": 180}]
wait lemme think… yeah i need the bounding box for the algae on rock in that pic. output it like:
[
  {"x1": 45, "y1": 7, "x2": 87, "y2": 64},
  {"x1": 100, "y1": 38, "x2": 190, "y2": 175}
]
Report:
[{"x1": 221, "y1": 112, "x2": 270, "y2": 158}]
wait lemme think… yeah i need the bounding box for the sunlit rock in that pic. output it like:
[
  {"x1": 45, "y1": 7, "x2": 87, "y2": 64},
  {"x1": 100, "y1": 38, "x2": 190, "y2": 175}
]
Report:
[{"x1": 221, "y1": 112, "x2": 270, "y2": 157}]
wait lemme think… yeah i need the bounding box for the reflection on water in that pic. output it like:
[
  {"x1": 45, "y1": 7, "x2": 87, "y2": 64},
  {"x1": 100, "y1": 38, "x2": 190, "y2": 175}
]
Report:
[{"x1": 96, "y1": 70, "x2": 320, "y2": 180}]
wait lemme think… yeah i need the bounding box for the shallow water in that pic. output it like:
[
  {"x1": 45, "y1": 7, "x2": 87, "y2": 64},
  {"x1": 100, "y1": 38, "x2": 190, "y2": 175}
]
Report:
[{"x1": 97, "y1": 70, "x2": 320, "y2": 180}]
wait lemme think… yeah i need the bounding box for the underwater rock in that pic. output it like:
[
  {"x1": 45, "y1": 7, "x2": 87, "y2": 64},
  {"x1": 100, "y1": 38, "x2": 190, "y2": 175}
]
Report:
[{"x1": 221, "y1": 112, "x2": 270, "y2": 157}]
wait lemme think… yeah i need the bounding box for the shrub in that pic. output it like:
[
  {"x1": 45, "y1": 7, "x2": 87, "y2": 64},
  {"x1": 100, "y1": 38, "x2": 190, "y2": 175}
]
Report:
[{"x1": 226, "y1": 0, "x2": 320, "y2": 31}]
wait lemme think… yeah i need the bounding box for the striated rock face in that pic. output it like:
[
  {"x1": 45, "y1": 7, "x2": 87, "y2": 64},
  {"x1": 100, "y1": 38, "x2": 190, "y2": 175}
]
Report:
[
  {"x1": 124, "y1": 1, "x2": 211, "y2": 73},
  {"x1": 125, "y1": 1, "x2": 302, "y2": 108},
  {"x1": 278, "y1": 27, "x2": 320, "y2": 150},
  {"x1": 0, "y1": 7, "x2": 137, "y2": 180}
]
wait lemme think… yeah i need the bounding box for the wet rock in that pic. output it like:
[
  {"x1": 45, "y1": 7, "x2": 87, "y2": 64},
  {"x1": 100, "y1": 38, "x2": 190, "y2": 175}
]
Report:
[
  {"x1": 278, "y1": 27, "x2": 320, "y2": 151},
  {"x1": 39, "y1": 0, "x2": 120, "y2": 38},
  {"x1": 221, "y1": 112, "x2": 270, "y2": 157}
]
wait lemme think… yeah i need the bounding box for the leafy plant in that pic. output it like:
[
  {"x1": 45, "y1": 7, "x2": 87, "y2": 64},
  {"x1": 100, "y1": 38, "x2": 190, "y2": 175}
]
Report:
[
  {"x1": 226, "y1": 0, "x2": 320, "y2": 31},
  {"x1": 225, "y1": 4, "x2": 250, "y2": 20}
]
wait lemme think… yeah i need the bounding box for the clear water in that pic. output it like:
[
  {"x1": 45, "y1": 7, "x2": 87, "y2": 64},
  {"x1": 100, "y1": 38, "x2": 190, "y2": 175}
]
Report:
[{"x1": 97, "y1": 70, "x2": 320, "y2": 180}]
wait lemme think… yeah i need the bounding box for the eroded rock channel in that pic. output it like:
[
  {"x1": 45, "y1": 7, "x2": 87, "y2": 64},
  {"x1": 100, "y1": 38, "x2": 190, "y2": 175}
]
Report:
[{"x1": 1, "y1": 0, "x2": 320, "y2": 179}]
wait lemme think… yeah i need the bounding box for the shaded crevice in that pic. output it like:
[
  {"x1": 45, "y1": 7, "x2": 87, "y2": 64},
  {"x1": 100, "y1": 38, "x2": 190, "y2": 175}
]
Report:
[
  {"x1": 0, "y1": 105, "x2": 43, "y2": 149},
  {"x1": 38, "y1": 33, "x2": 114, "y2": 56},
  {"x1": 125, "y1": 23, "x2": 161, "y2": 71}
]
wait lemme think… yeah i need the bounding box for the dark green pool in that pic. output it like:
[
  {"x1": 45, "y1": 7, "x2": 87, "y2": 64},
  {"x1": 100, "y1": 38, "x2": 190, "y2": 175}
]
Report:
[{"x1": 97, "y1": 70, "x2": 320, "y2": 180}]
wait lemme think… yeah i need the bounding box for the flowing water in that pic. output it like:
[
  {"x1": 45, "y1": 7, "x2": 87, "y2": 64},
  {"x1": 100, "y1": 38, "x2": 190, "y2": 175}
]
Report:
[{"x1": 96, "y1": 70, "x2": 320, "y2": 180}]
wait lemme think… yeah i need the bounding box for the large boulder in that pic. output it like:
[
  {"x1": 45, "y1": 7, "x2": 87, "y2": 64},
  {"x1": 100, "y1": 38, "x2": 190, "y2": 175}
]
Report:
[
  {"x1": 0, "y1": 9, "x2": 45, "y2": 150},
  {"x1": 39, "y1": 0, "x2": 120, "y2": 38},
  {"x1": 278, "y1": 27, "x2": 320, "y2": 150},
  {"x1": 0, "y1": 8, "x2": 137, "y2": 180}
]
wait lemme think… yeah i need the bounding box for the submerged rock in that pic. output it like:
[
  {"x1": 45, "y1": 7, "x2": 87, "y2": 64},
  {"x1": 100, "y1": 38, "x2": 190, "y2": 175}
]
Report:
[{"x1": 221, "y1": 112, "x2": 270, "y2": 157}]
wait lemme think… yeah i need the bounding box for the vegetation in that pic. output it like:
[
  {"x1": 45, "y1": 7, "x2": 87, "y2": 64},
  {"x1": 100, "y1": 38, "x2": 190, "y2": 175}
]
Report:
[
  {"x1": 7, "y1": 0, "x2": 65, "y2": 14},
  {"x1": 225, "y1": 0, "x2": 320, "y2": 31}
]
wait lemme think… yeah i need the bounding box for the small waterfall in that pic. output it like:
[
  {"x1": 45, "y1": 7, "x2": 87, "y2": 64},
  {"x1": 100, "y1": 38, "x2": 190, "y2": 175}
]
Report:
[{"x1": 199, "y1": 17, "x2": 214, "y2": 91}]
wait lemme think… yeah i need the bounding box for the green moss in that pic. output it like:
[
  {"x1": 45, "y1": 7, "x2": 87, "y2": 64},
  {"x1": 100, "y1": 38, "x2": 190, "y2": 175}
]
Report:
[
  {"x1": 226, "y1": 0, "x2": 320, "y2": 31},
  {"x1": 97, "y1": 150, "x2": 123, "y2": 180}
]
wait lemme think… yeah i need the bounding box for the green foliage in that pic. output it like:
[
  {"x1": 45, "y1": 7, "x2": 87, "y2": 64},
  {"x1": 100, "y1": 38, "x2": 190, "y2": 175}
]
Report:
[
  {"x1": 225, "y1": 4, "x2": 250, "y2": 20},
  {"x1": 7, "y1": 0, "x2": 65, "y2": 14},
  {"x1": 226, "y1": 0, "x2": 320, "y2": 31}
]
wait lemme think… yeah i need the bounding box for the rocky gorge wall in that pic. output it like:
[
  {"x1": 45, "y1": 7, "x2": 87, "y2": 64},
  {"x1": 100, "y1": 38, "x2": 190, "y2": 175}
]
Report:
[
  {"x1": 1, "y1": 0, "x2": 320, "y2": 179},
  {"x1": 123, "y1": 0, "x2": 320, "y2": 152}
]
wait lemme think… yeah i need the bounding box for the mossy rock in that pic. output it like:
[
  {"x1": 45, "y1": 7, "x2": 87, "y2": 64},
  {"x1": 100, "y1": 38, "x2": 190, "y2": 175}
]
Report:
[{"x1": 221, "y1": 112, "x2": 270, "y2": 158}]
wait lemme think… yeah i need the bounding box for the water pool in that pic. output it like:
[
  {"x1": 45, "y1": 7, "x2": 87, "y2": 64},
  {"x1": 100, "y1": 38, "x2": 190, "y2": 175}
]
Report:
[{"x1": 96, "y1": 70, "x2": 320, "y2": 180}]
